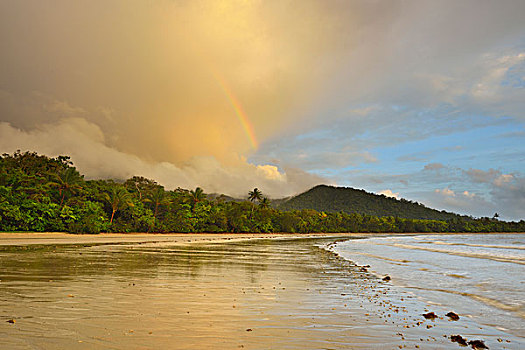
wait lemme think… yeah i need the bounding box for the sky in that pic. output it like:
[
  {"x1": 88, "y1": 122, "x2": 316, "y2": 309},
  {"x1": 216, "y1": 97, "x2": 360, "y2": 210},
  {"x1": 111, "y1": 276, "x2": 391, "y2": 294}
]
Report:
[{"x1": 1, "y1": 0, "x2": 524, "y2": 220}]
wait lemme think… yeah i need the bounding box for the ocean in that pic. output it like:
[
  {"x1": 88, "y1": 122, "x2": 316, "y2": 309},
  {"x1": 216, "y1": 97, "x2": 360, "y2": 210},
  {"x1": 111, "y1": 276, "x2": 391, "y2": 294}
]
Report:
[{"x1": 330, "y1": 233, "x2": 525, "y2": 338}]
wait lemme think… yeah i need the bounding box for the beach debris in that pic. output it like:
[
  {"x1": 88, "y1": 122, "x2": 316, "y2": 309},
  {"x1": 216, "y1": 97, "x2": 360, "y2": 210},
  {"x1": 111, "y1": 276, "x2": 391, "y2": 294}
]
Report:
[
  {"x1": 446, "y1": 311, "x2": 460, "y2": 321},
  {"x1": 246, "y1": 328, "x2": 253, "y2": 332},
  {"x1": 6, "y1": 319, "x2": 15, "y2": 324},
  {"x1": 468, "y1": 340, "x2": 488, "y2": 349},
  {"x1": 450, "y1": 335, "x2": 468, "y2": 346},
  {"x1": 382, "y1": 275, "x2": 391, "y2": 281},
  {"x1": 422, "y1": 312, "x2": 437, "y2": 320}
]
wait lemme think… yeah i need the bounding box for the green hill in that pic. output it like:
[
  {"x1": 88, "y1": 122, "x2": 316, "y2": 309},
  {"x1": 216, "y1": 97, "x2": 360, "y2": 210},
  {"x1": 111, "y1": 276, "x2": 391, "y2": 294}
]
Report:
[{"x1": 276, "y1": 185, "x2": 464, "y2": 220}]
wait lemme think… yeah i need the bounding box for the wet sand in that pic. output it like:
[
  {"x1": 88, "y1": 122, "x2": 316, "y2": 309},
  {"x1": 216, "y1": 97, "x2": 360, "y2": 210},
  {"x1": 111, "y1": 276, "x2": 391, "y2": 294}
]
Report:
[
  {"x1": 0, "y1": 232, "x2": 368, "y2": 246},
  {"x1": 0, "y1": 233, "x2": 521, "y2": 349}
]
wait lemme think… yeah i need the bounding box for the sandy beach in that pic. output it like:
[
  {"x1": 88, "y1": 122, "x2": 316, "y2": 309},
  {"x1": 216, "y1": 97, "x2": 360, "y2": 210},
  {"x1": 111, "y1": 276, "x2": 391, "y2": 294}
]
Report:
[
  {"x1": 0, "y1": 232, "x2": 522, "y2": 349},
  {"x1": 0, "y1": 232, "x2": 372, "y2": 248},
  {"x1": 0, "y1": 231, "x2": 511, "y2": 245}
]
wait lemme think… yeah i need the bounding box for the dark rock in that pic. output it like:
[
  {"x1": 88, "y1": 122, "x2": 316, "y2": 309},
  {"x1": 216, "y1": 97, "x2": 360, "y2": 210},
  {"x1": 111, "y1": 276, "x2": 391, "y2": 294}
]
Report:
[
  {"x1": 468, "y1": 340, "x2": 488, "y2": 349},
  {"x1": 422, "y1": 312, "x2": 437, "y2": 320},
  {"x1": 451, "y1": 335, "x2": 468, "y2": 346},
  {"x1": 446, "y1": 311, "x2": 460, "y2": 321},
  {"x1": 382, "y1": 275, "x2": 391, "y2": 281},
  {"x1": 246, "y1": 328, "x2": 253, "y2": 332}
]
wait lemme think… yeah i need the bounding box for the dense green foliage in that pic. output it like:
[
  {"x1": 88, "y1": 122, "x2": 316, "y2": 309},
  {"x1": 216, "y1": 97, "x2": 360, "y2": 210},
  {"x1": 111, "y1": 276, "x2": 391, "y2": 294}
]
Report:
[
  {"x1": 1, "y1": 152, "x2": 524, "y2": 234},
  {"x1": 277, "y1": 185, "x2": 464, "y2": 220}
]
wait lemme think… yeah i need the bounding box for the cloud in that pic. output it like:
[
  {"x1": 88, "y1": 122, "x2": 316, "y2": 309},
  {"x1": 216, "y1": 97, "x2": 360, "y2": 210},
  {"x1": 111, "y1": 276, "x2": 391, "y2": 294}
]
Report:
[
  {"x1": 465, "y1": 168, "x2": 517, "y2": 188},
  {"x1": 490, "y1": 175, "x2": 525, "y2": 219},
  {"x1": 493, "y1": 174, "x2": 514, "y2": 187},
  {"x1": 465, "y1": 168, "x2": 502, "y2": 183},
  {"x1": 342, "y1": 164, "x2": 525, "y2": 220},
  {"x1": 43, "y1": 99, "x2": 87, "y2": 117},
  {"x1": 462, "y1": 191, "x2": 476, "y2": 199},
  {"x1": 378, "y1": 189, "x2": 400, "y2": 199},
  {"x1": 429, "y1": 187, "x2": 494, "y2": 217},
  {"x1": 0, "y1": 0, "x2": 364, "y2": 164},
  {"x1": 428, "y1": 170, "x2": 525, "y2": 220},
  {"x1": 435, "y1": 188, "x2": 456, "y2": 197},
  {"x1": 434, "y1": 188, "x2": 475, "y2": 200},
  {"x1": 1, "y1": 0, "x2": 525, "y2": 218},
  {"x1": 0, "y1": 119, "x2": 324, "y2": 198},
  {"x1": 429, "y1": 182, "x2": 525, "y2": 221},
  {"x1": 424, "y1": 163, "x2": 445, "y2": 171}
]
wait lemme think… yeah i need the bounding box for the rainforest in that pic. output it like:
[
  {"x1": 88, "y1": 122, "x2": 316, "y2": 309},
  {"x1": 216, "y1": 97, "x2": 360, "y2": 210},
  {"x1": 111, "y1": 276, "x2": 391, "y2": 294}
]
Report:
[{"x1": 1, "y1": 151, "x2": 524, "y2": 234}]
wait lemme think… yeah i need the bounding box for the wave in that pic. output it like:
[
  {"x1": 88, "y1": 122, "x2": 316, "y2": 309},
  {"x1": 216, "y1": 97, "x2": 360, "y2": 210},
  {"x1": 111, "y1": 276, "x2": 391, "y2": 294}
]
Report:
[
  {"x1": 390, "y1": 243, "x2": 525, "y2": 265},
  {"x1": 423, "y1": 241, "x2": 525, "y2": 251},
  {"x1": 405, "y1": 286, "x2": 525, "y2": 319},
  {"x1": 349, "y1": 251, "x2": 411, "y2": 263}
]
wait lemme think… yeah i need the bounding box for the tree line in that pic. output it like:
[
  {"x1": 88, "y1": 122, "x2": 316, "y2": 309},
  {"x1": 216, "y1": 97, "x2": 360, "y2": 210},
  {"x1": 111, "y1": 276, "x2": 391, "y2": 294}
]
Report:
[{"x1": 1, "y1": 151, "x2": 524, "y2": 234}]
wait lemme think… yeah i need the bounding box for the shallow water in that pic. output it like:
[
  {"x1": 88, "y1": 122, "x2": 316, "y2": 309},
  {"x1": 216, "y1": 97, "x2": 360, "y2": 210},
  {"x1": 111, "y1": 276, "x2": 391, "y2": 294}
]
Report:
[
  {"x1": 331, "y1": 233, "x2": 525, "y2": 340},
  {"x1": 0, "y1": 235, "x2": 522, "y2": 349}
]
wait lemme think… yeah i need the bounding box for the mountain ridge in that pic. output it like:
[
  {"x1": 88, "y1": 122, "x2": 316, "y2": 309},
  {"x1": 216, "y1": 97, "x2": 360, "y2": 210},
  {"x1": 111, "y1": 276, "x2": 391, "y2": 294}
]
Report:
[{"x1": 274, "y1": 184, "x2": 465, "y2": 220}]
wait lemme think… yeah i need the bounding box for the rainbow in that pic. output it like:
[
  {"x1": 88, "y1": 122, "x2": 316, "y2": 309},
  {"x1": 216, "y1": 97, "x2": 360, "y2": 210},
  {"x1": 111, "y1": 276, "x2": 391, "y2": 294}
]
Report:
[{"x1": 211, "y1": 71, "x2": 258, "y2": 149}]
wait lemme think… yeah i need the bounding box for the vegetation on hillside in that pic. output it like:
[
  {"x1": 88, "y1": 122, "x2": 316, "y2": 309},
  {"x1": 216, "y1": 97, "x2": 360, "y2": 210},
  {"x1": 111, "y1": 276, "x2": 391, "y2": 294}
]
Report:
[
  {"x1": 277, "y1": 185, "x2": 463, "y2": 220},
  {"x1": 1, "y1": 151, "x2": 524, "y2": 234}
]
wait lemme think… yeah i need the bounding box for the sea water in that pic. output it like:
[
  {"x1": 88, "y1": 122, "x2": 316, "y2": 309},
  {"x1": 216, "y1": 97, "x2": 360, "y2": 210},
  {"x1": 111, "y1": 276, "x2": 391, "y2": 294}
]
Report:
[{"x1": 331, "y1": 233, "x2": 525, "y2": 337}]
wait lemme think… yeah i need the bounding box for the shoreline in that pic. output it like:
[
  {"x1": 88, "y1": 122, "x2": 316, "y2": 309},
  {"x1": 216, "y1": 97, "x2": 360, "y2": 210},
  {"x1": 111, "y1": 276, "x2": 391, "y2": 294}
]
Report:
[
  {"x1": 1, "y1": 232, "x2": 523, "y2": 349},
  {"x1": 0, "y1": 232, "x2": 366, "y2": 246},
  {"x1": 0, "y1": 231, "x2": 522, "y2": 247},
  {"x1": 2, "y1": 231, "x2": 523, "y2": 237},
  {"x1": 323, "y1": 233, "x2": 525, "y2": 347}
]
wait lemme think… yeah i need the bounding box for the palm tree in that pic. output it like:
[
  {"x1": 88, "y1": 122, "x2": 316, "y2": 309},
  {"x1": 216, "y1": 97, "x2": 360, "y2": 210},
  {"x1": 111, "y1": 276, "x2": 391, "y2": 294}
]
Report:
[
  {"x1": 186, "y1": 187, "x2": 206, "y2": 211},
  {"x1": 248, "y1": 188, "x2": 263, "y2": 203},
  {"x1": 105, "y1": 186, "x2": 134, "y2": 224},
  {"x1": 48, "y1": 167, "x2": 83, "y2": 206},
  {"x1": 248, "y1": 188, "x2": 263, "y2": 218},
  {"x1": 259, "y1": 196, "x2": 271, "y2": 209},
  {"x1": 145, "y1": 187, "x2": 171, "y2": 226}
]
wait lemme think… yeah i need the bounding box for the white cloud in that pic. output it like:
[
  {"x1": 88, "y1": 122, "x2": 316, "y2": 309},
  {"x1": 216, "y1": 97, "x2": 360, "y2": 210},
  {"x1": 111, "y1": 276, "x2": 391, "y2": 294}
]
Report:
[
  {"x1": 378, "y1": 189, "x2": 399, "y2": 199},
  {"x1": 256, "y1": 164, "x2": 286, "y2": 182},
  {"x1": 435, "y1": 188, "x2": 455, "y2": 197},
  {"x1": 470, "y1": 52, "x2": 525, "y2": 100},
  {"x1": 0, "y1": 119, "x2": 324, "y2": 198},
  {"x1": 429, "y1": 187, "x2": 494, "y2": 217},
  {"x1": 494, "y1": 174, "x2": 514, "y2": 187},
  {"x1": 462, "y1": 191, "x2": 475, "y2": 198}
]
